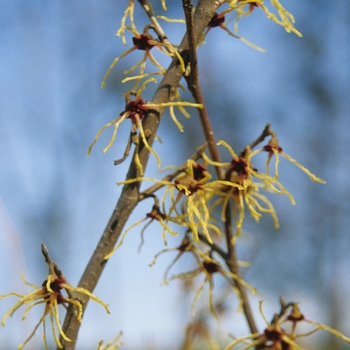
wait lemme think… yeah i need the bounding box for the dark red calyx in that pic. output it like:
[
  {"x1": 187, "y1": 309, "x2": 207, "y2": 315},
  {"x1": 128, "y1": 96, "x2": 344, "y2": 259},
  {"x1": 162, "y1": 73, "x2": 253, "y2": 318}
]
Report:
[
  {"x1": 146, "y1": 205, "x2": 166, "y2": 221},
  {"x1": 263, "y1": 144, "x2": 283, "y2": 154},
  {"x1": 203, "y1": 261, "x2": 220, "y2": 274},
  {"x1": 287, "y1": 313, "x2": 305, "y2": 322},
  {"x1": 133, "y1": 34, "x2": 155, "y2": 51},
  {"x1": 264, "y1": 327, "x2": 283, "y2": 341},
  {"x1": 237, "y1": 0, "x2": 258, "y2": 13},
  {"x1": 42, "y1": 278, "x2": 64, "y2": 293},
  {"x1": 192, "y1": 163, "x2": 207, "y2": 181},
  {"x1": 122, "y1": 98, "x2": 146, "y2": 122},
  {"x1": 230, "y1": 158, "x2": 250, "y2": 178}
]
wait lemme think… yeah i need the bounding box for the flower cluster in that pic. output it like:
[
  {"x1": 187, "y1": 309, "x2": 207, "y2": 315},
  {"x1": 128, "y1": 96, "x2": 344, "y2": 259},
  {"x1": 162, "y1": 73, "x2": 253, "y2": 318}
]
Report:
[
  {"x1": 109, "y1": 127, "x2": 325, "y2": 319},
  {"x1": 160, "y1": 0, "x2": 302, "y2": 40},
  {"x1": 116, "y1": 157, "x2": 244, "y2": 245},
  {"x1": 103, "y1": 0, "x2": 188, "y2": 91},
  {"x1": 104, "y1": 196, "x2": 180, "y2": 260},
  {"x1": 115, "y1": 129, "x2": 325, "y2": 246},
  {"x1": 211, "y1": 136, "x2": 325, "y2": 239}
]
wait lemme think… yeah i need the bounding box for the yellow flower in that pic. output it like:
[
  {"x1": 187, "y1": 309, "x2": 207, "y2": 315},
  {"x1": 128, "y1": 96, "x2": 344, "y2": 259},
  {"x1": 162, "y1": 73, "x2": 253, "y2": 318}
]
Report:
[
  {"x1": 102, "y1": 23, "x2": 185, "y2": 89},
  {"x1": 202, "y1": 11, "x2": 266, "y2": 52},
  {"x1": 117, "y1": 158, "x2": 243, "y2": 244},
  {"x1": 1, "y1": 272, "x2": 110, "y2": 350},
  {"x1": 225, "y1": 300, "x2": 350, "y2": 350},
  {"x1": 89, "y1": 78, "x2": 203, "y2": 175},
  {"x1": 250, "y1": 132, "x2": 327, "y2": 183},
  {"x1": 208, "y1": 141, "x2": 287, "y2": 238},
  {"x1": 208, "y1": 135, "x2": 325, "y2": 239},
  {"x1": 168, "y1": 252, "x2": 256, "y2": 319},
  {"x1": 228, "y1": 0, "x2": 302, "y2": 37},
  {"x1": 181, "y1": 319, "x2": 220, "y2": 350}
]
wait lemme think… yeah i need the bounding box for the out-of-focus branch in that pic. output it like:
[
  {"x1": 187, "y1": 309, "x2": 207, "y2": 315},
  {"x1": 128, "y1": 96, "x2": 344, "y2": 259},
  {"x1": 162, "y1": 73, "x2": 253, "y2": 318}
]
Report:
[
  {"x1": 247, "y1": 123, "x2": 271, "y2": 151},
  {"x1": 198, "y1": 233, "x2": 228, "y2": 260},
  {"x1": 239, "y1": 123, "x2": 272, "y2": 157},
  {"x1": 59, "y1": 1, "x2": 224, "y2": 349}
]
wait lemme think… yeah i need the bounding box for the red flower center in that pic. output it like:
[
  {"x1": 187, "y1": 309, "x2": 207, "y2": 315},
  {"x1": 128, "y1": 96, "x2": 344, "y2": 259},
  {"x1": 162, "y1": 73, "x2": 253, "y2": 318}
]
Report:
[
  {"x1": 133, "y1": 34, "x2": 156, "y2": 51},
  {"x1": 42, "y1": 278, "x2": 66, "y2": 304},
  {"x1": 146, "y1": 205, "x2": 166, "y2": 221},
  {"x1": 263, "y1": 144, "x2": 283, "y2": 154},
  {"x1": 230, "y1": 158, "x2": 250, "y2": 178},
  {"x1": 264, "y1": 327, "x2": 283, "y2": 341},
  {"x1": 192, "y1": 163, "x2": 207, "y2": 181},
  {"x1": 203, "y1": 261, "x2": 220, "y2": 274},
  {"x1": 122, "y1": 98, "x2": 146, "y2": 123},
  {"x1": 42, "y1": 278, "x2": 64, "y2": 293}
]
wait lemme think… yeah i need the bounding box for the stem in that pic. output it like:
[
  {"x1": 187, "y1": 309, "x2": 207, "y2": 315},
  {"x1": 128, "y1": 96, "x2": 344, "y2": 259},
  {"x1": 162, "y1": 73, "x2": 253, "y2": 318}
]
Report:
[
  {"x1": 224, "y1": 205, "x2": 259, "y2": 336},
  {"x1": 59, "y1": 1, "x2": 225, "y2": 349},
  {"x1": 182, "y1": 0, "x2": 259, "y2": 341},
  {"x1": 182, "y1": 0, "x2": 225, "y2": 180}
]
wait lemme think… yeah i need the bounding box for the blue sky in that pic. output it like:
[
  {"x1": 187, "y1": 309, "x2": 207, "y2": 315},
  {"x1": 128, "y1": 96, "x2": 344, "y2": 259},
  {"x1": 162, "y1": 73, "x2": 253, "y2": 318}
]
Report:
[{"x1": 1, "y1": 1, "x2": 350, "y2": 349}]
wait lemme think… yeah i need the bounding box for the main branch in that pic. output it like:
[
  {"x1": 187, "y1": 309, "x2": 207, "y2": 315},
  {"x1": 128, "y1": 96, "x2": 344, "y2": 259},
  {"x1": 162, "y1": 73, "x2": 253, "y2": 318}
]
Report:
[{"x1": 59, "y1": 1, "x2": 224, "y2": 349}]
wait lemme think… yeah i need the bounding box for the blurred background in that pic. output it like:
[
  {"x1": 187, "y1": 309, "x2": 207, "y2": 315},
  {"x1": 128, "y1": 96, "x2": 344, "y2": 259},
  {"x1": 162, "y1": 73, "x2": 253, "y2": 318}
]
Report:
[{"x1": 1, "y1": 0, "x2": 350, "y2": 349}]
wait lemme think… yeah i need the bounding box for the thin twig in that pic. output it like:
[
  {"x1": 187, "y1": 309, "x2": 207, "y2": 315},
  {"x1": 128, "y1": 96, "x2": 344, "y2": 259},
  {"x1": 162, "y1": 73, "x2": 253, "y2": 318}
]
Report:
[
  {"x1": 182, "y1": 0, "x2": 224, "y2": 180},
  {"x1": 182, "y1": 0, "x2": 259, "y2": 340}
]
